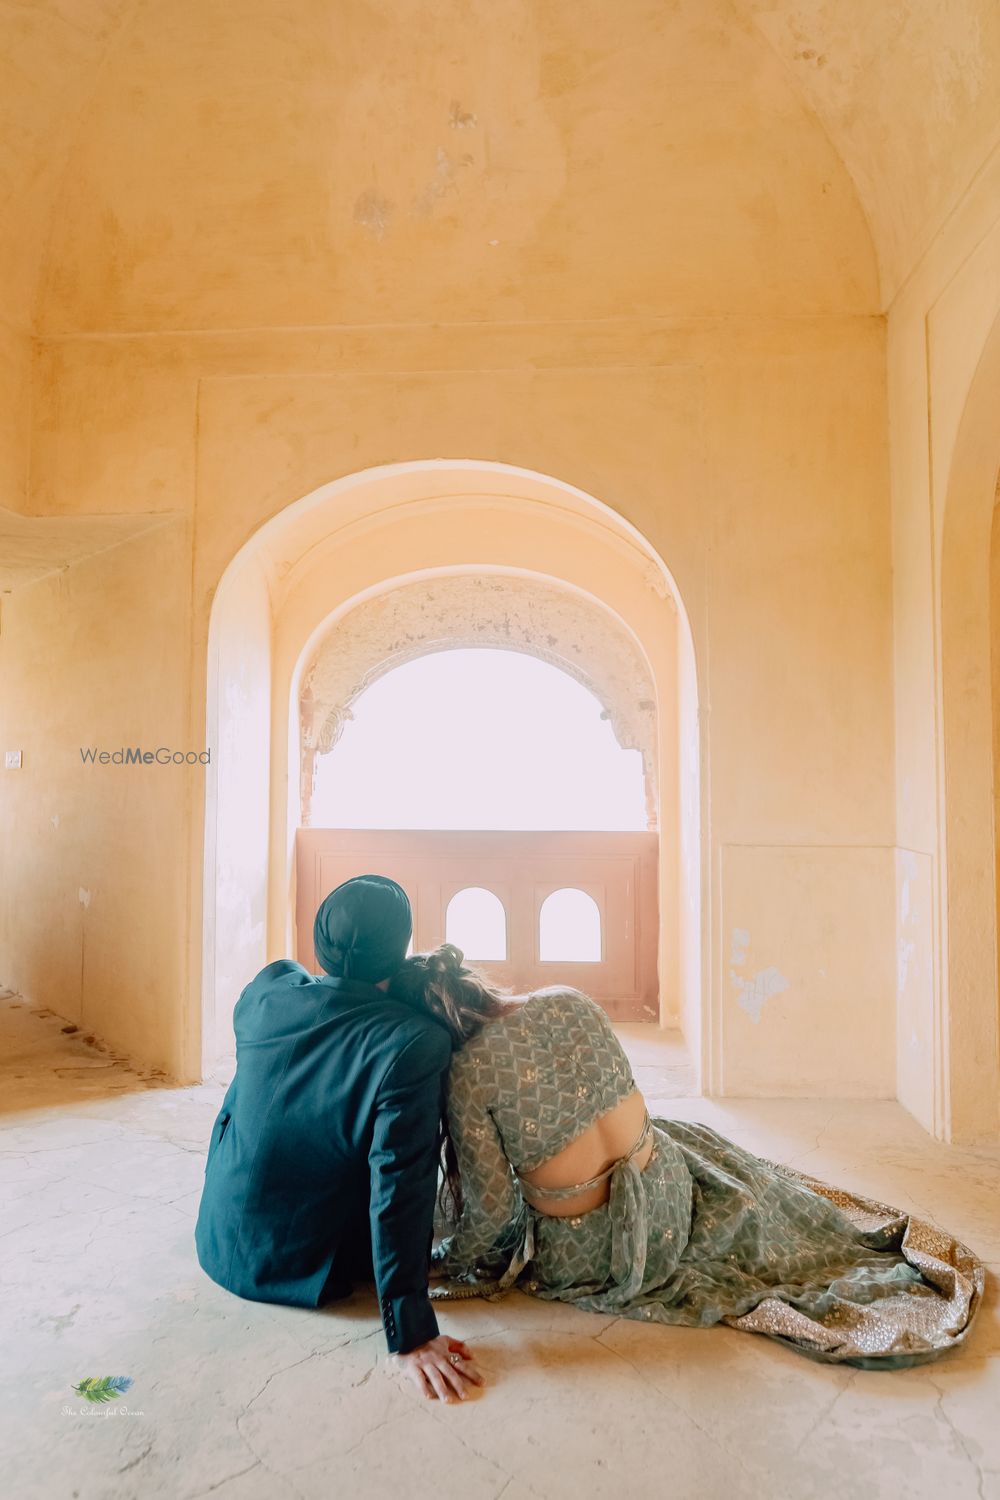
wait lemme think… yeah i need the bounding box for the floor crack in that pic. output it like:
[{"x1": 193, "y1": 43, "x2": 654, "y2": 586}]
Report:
[
  {"x1": 596, "y1": 1336, "x2": 757, "y2": 1482},
  {"x1": 188, "y1": 1459, "x2": 261, "y2": 1498},
  {"x1": 231, "y1": 1351, "x2": 322, "y2": 1499},
  {"x1": 116, "y1": 1440, "x2": 154, "y2": 1475},
  {"x1": 925, "y1": 1373, "x2": 987, "y2": 1500},
  {"x1": 791, "y1": 1369, "x2": 857, "y2": 1455}
]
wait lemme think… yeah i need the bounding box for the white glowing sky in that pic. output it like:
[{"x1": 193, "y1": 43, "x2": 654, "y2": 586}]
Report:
[{"x1": 310, "y1": 648, "x2": 646, "y2": 831}]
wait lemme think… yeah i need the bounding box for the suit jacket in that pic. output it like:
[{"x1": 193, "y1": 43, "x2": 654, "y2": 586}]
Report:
[{"x1": 194, "y1": 959, "x2": 451, "y2": 1354}]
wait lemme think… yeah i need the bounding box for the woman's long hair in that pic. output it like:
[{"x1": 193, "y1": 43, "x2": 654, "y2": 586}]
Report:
[{"x1": 390, "y1": 943, "x2": 508, "y2": 1218}]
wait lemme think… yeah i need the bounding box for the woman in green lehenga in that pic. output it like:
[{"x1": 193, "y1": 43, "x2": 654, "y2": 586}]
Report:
[{"x1": 390, "y1": 947, "x2": 984, "y2": 1370}]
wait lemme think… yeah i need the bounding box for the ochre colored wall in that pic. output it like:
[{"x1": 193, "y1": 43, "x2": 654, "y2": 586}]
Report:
[
  {"x1": 2, "y1": 315, "x2": 896, "y2": 1094},
  {"x1": 4, "y1": 1, "x2": 998, "y2": 327},
  {"x1": 728, "y1": 0, "x2": 1000, "y2": 308},
  {"x1": 35, "y1": 0, "x2": 876, "y2": 333},
  {"x1": 1, "y1": 1, "x2": 996, "y2": 1124},
  {"x1": 889, "y1": 149, "x2": 1000, "y2": 1142},
  {"x1": 0, "y1": 520, "x2": 192, "y2": 1069},
  {"x1": 0, "y1": 321, "x2": 30, "y2": 513},
  {"x1": 992, "y1": 502, "x2": 1000, "y2": 1055},
  {"x1": 202, "y1": 550, "x2": 272, "y2": 1069}
]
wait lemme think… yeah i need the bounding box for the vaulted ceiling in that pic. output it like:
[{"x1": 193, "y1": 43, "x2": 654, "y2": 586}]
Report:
[
  {"x1": 0, "y1": 0, "x2": 997, "y2": 332},
  {"x1": 731, "y1": 0, "x2": 1000, "y2": 304}
]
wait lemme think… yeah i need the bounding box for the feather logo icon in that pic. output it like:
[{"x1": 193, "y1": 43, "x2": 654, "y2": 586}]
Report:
[{"x1": 72, "y1": 1376, "x2": 134, "y2": 1404}]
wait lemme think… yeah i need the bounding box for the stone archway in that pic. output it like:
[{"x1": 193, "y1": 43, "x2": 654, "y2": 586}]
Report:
[
  {"x1": 200, "y1": 460, "x2": 704, "y2": 1083},
  {"x1": 299, "y1": 572, "x2": 660, "y2": 829},
  {"x1": 938, "y1": 311, "x2": 1000, "y2": 1142}
]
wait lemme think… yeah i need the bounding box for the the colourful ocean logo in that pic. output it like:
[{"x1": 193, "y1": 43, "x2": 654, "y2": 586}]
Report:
[{"x1": 71, "y1": 1377, "x2": 134, "y2": 1404}]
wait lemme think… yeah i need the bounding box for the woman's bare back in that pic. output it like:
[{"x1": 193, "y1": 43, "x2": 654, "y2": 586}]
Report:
[
  {"x1": 498, "y1": 994, "x2": 654, "y2": 1216},
  {"x1": 517, "y1": 1089, "x2": 653, "y2": 1215}
]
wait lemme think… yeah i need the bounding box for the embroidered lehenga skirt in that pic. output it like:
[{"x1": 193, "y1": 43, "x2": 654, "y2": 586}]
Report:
[{"x1": 434, "y1": 1119, "x2": 984, "y2": 1370}]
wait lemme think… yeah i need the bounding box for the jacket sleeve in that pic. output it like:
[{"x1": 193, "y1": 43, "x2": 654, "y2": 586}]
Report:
[
  {"x1": 368, "y1": 1023, "x2": 452, "y2": 1355},
  {"x1": 432, "y1": 1050, "x2": 526, "y2": 1279}
]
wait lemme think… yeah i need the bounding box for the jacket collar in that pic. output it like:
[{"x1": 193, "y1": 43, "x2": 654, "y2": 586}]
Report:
[{"x1": 318, "y1": 974, "x2": 392, "y2": 1005}]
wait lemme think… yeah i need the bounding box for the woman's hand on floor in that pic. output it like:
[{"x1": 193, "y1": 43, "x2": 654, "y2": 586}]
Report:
[{"x1": 396, "y1": 1335, "x2": 485, "y2": 1402}]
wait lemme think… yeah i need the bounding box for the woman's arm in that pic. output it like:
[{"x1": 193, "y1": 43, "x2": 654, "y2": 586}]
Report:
[{"x1": 433, "y1": 1049, "x2": 526, "y2": 1279}]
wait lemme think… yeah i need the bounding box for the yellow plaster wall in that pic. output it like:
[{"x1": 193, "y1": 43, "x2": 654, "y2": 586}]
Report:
[
  {"x1": 0, "y1": 519, "x2": 192, "y2": 1072},
  {"x1": 202, "y1": 549, "x2": 272, "y2": 1071},
  {"x1": 5, "y1": 1, "x2": 997, "y2": 330},
  {"x1": 730, "y1": 0, "x2": 1000, "y2": 309},
  {"x1": 0, "y1": 320, "x2": 30, "y2": 513},
  {"x1": 13, "y1": 0, "x2": 997, "y2": 1105},
  {"x1": 722, "y1": 845, "x2": 894, "y2": 1097},
  {"x1": 5, "y1": 313, "x2": 896, "y2": 1093},
  {"x1": 888, "y1": 149, "x2": 1000, "y2": 1141},
  {"x1": 36, "y1": 0, "x2": 876, "y2": 333},
  {"x1": 991, "y1": 502, "x2": 1000, "y2": 1052}
]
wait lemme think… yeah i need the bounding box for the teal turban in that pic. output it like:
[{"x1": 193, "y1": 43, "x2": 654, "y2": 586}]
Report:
[{"x1": 313, "y1": 874, "x2": 412, "y2": 984}]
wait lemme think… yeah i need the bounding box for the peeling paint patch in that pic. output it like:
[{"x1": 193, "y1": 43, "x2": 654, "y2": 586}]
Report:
[
  {"x1": 353, "y1": 190, "x2": 393, "y2": 241},
  {"x1": 412, "y1": 146, "x2": 474, "y2": 218},
  {"x1": 78, "y1": 888, "x2": 91, "y2": 908},
  {"x1": 731, "y1": 965, "x2": 789, "y2": 1023},
  {"x1": 449, "y1": 100, "x2": 477, "y2": 130},
  {"x1": 51, "y1": 814, "x2": 59, "y2": 828},
  {"x1": 728, "y1": 926, "x2": 789, "y2": 1020},
  {"x1": 897, "y1": 937, "x2": 916, "y2": 994}
]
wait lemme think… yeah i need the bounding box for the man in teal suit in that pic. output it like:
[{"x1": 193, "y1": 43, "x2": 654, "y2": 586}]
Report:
[{"x1": 195, "y1": 875, "x2": 483, "y2": 1402}]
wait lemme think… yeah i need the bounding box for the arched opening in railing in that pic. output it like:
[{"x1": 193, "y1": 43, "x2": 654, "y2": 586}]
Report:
[
  {"x1": 446, "y1": 886, "x2": 508, "y2": 961},
  {"x1": 539, "y1": 888, "x2": 602, "y2": 963}
]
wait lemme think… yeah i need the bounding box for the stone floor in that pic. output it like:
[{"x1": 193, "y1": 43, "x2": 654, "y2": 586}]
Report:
[{"x1": 3, "y1": 993, "x2": 999, "y2": 1500}]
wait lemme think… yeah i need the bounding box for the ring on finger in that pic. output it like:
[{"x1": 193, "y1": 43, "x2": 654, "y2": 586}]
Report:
[{"x1": 448, "y1": 1353, "x2": 463, "y2": 1365}]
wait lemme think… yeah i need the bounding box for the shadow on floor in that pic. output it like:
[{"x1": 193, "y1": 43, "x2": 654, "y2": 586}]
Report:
[{"x1": 0, "y1": 992, "x2": 173, "y2": 1115}]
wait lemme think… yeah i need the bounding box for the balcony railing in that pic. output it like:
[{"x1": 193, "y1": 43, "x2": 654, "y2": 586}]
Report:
[{"x1": 296, "y1": 828, "x2": 659, "y2": 1021}]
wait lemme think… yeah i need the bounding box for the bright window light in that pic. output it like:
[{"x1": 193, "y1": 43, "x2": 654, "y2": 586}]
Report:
[
  {"x1": 539, "y1": 888, "x2": 602, "y2": 962},
  {"x1": 310, "y1": 648, "x2": 646, "y2": 830},
  {"x1": 445, "y1": 887, "x2": 507, "y2": 960}
]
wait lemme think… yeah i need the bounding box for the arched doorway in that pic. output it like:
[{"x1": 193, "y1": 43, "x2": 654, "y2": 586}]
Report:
[
  {"x1": 938, "y1": 312, "x2": 1000, "y2": 1142},
  {"x1": 201, "y1": 461, "x2": 703, "y2": 1087}
]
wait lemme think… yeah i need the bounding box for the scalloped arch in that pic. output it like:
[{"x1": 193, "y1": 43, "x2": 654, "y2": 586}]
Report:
[{"x1": 300, "y1": 572, "x2": 659, "y2": 828}]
